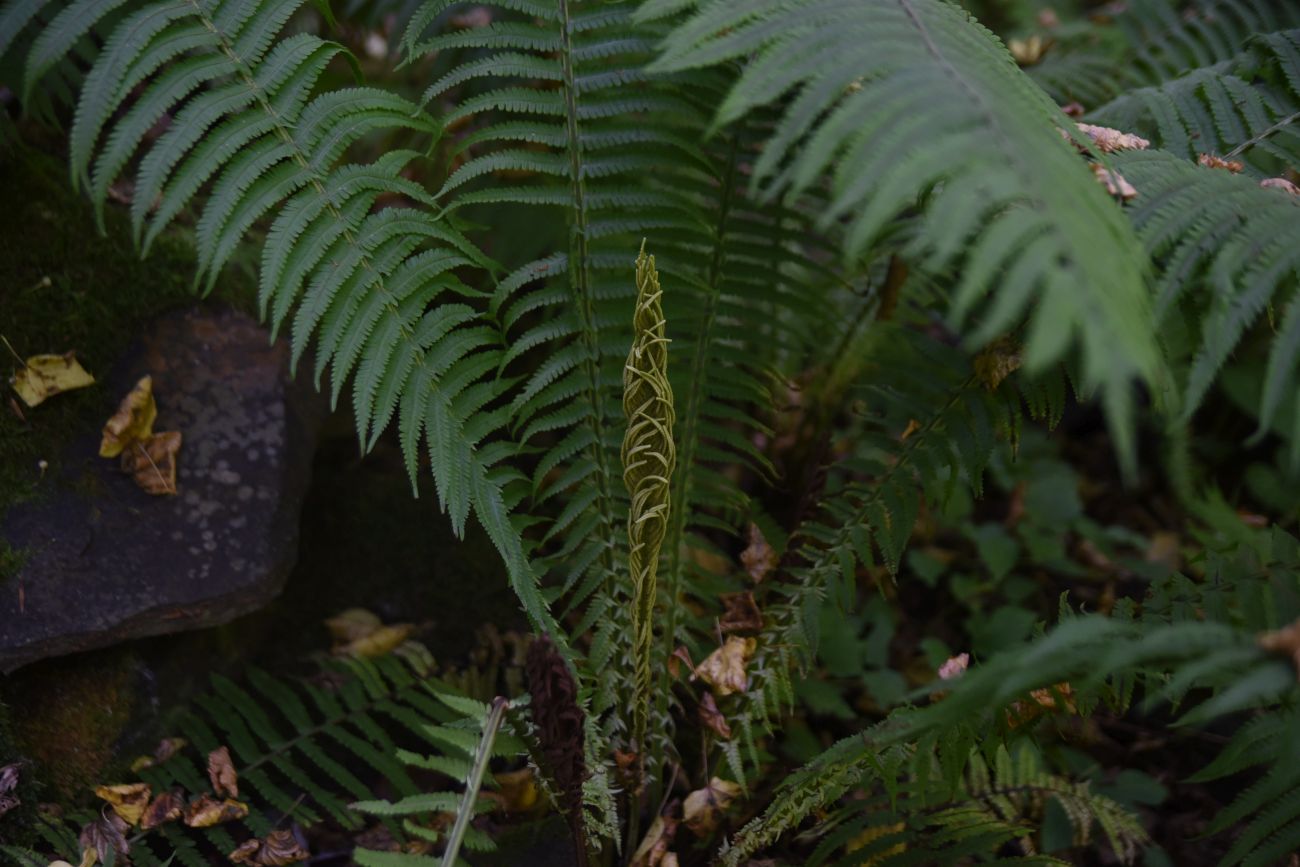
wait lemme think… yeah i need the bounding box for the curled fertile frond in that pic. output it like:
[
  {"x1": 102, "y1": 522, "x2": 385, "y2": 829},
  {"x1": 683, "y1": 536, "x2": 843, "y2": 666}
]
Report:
[{"x1": 623, "y1": 242, "x2": 676, "y2": 768}]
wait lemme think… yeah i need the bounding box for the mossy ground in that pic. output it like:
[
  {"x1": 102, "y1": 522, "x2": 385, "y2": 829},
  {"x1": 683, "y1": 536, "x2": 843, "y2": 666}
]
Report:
[{"x1": 0, "y1": 131, "x2": 254, "y2": 529}]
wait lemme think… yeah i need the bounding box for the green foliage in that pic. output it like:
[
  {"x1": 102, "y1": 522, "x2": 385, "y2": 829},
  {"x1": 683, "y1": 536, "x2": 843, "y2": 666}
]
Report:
[
  {"x1": 7, "y1": 0, "x2": 1300, "y2": 863},
  {"x1": 1089, "y1": 28, "x2": 1300, "y2": 169},
  {"x1": 644, "y1": 0, "x2": 1159, "y2": 470},
  {"x1": 353, "y1": 695, "x2": 518, "y2": 867}
]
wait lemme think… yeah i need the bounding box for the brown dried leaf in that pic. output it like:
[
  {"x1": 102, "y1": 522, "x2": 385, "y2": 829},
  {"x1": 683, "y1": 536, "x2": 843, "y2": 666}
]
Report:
[
  {"x1": 1091, "y1": 163, "x2": 1138, "y2": 200},
  {"x1": 1007, "y1": 682, "x2": 1077, "y2": 728},
  {"x1": 630, "y1": 814, "x2": 679, "y2": 867},
  {"x1": 683, "y1": 777, "x2": 742, "y2": 835},
  {"x1": 719, "y1": 592, "x2": 763, "y2": 634},
  {"x1": 0, "y1": 761, "x2": 18, "y2": 820},
  {"x1": 1260, "y1": 177, "x2": 1300, "y2": 196},
  {"x1": 100, "y1": 376, "x2": 156, "y2": 457},
  {"x1": 1076, "y1": 123, "x2": 1150, "y2": 153},
  {"x1": 121, "y1": 431, "x2": 181, "y2": 495},
  {"x1": 80, "y1": 813, "x2": 129, "y2": 864},
  {"x1": 1258, "y1": 618, "x2": 1300, "y2": 679},
  {"x1": 693, "y1": 636, "x2": 756, "y2": 697},
  {"x1": 938, "y1": 653, "x2": 969, "y2": 680},
  {"x1": 130, "y1": 737, "x2": 188, "y2": 773},
  {"x1": 140, "y1": 790, "x2": 184, "y2": 830},
  {"x1": 1144, "y1": 531, "x2": 1181, "y2": 571},
  {"x1": 207, "y1": 746, "x2": 238, "y2": 798},
  {"x1": 94, "y1": 783, "x2": 152, "y2": 827},
  {"x1": 1197, "y1": 153, "x2": 1244, "y2": 173},
  {"x1": 1060, "y1": 102, "x2": 1085, "y2": 118},
  {"x1": 698, "y1": 692, "x2": 732, "y2": 740},
  {"x1": 9, "y1": 351, "x2": 95, "y2": 408},
  {"x1": 183, "y1": 794, "x2": 249, "y2": 827},
  {"x1": 899, "y1": 418, "x2": 921, "y2": 442},
  {"x1": 740, "y1": 523, "x2": 776, "y2": 583},
  {"x1": 668, "y1": 645, "x2": 694, "y2": 679},
  {"x1": 228, "y1": 829, "x2": 309, "y2": 866}
]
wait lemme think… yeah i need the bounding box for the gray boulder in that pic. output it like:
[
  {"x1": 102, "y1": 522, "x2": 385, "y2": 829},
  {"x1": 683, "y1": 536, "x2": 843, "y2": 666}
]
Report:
[{"x1": 0, "y1": 305, "x2": 327, "y2": 672}]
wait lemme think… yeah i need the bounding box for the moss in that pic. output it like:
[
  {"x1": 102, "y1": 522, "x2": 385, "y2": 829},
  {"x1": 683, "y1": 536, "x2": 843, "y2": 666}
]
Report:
[
  {"x1": 0, "y1": 133, "x2": 255, "y2": 520},
  {"x1": 3, "y1": 649, "x2": 138, "y2": 800}
]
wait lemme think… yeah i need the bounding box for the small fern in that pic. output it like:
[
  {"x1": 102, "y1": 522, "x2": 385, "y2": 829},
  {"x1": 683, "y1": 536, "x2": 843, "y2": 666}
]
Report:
[{"x1": 352, "y1": 695, "x2": 519, "y2": 867}]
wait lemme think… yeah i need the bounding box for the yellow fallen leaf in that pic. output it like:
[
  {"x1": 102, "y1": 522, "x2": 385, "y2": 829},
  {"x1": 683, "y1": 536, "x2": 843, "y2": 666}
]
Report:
[
  {"x1": 1008, "y1": 34, "x2": 1052, "y2": 66},
  {"x1": 693, "y1": 636, "x2": 756, "y2": 697},
  {"x1": 325, "y1": 608, "x2": 383, "y2": 644},
  {"x1": 630, "y1": 814, "x2": 678, "y2": 867},
  {"x1": 183, "y1": 794, "x2": 249, "y2": 827},
  {"x1": 207, "y1": 745, "x2": 238, "y2": 798},
  {"x1": 9, "y1": 351, "x2": 95, "y2": 407},
  {"x1": 339, "y1": 623, "x2": 413, "y2": 658},
  {"x1": 120, "y1": 430, "x2": 181, "y2": 495},
  {"x1": 683, "y1": 777, "x2": 742, "y2": 835},
  {"x1": 100, "y1": 376, "x2": 156, "y2": 457},
  {"x1": 491, "y1": 767, "x2": 540, "y2": 812},
  {"x1": 93, "y1": 783, "x2": 151, "y2": 827}
]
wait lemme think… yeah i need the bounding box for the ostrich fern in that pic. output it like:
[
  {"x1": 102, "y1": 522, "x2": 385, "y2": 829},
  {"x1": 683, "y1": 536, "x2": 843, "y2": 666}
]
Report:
[{"x1": 5, "y1": 0, "x2": 1300, "y2": 863}]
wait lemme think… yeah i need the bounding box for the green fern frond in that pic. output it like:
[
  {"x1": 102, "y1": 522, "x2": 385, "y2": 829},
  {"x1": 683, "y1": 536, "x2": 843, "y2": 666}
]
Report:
[
  {"x1": 1089, "y1": 29, "x2": 1300, "y2": 169},
  {"x1": 353, "y1": 696, "x2": 516, "y2": 867},
  {"x1": 646, "y1": 0, "x2": 1161, "y2": 473},
  {"x1": 1114, "y1": 149, "x2": 1300, "y2": 450}
]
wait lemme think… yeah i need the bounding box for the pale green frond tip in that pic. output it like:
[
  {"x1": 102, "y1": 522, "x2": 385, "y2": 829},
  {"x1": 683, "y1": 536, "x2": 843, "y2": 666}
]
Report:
[{"x1": 624, "y1": 240, "x2": 676, "y2": 776}]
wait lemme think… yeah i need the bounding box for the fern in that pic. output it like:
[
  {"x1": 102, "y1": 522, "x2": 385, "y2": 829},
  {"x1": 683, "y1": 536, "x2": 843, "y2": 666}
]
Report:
[
  {"x1": 352, "y1": 695, "x2": 519, "y2": 867},
  {"x1": 727, "y1": 609, "x2": 1300, "y2": 865},
  {"x1": 25, "y1": 655, "x2": 491, "y2": 867},
  {"x1": 645, "y1": 0, "x2": 1160, "y2": 471},
  {"x1": 6, "y1": 0, "x2": 562, "y2": 641},
  {"x1": 1027, "y1": 0, "x2": 1300, "y2": 108},
  {"x1": 1114, "y1": 149, "x2": 1300, "y2": 450},
  {"x1": 1088, "y1": 28, "x2": 1300, "y2": 170}
]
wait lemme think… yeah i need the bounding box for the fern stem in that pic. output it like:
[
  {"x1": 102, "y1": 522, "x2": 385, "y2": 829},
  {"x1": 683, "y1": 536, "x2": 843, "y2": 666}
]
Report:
[
  {"x1": 442, "y1": 697, "x2": 510, "y2": 867},
  {"x1": 1225, "y1": 108, "x2": 1300, "y2": 158},
  {"x1": 557, "y1": 0, "x2": 620, "y2": 606}
]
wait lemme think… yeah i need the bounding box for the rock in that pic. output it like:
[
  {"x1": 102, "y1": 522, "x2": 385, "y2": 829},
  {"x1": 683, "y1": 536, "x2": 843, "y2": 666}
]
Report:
[{"x1": 0, "y1": 305, "x2": 327, "y2": 672}]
